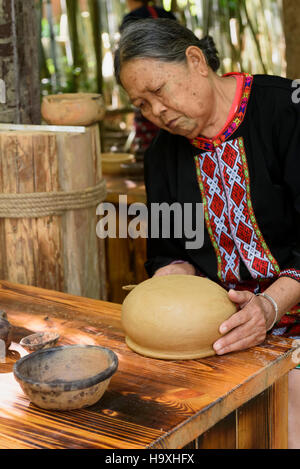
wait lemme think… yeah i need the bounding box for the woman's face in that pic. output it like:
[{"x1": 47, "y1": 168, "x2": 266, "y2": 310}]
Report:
[{"x1": 120, "y1": 49, "x2": 215, "y2": 139}]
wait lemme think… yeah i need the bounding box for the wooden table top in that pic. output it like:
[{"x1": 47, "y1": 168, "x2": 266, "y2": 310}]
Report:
[
  {"x1": 0, "y1": 280, "x2": 298, "y2": 449},
  {"x1": 104, "y1": 174, "x2": 146, "y2": 205}
]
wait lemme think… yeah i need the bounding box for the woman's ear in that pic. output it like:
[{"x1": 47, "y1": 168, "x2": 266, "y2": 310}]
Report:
[{"x1": 185, "y1": 46, "x2": 209, "y2": 77}]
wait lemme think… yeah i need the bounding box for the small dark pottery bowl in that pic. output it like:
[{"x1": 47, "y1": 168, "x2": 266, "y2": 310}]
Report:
[
  {"x1": 13, "y1": 345, "x2": 118, "y2": 410},
  {"x1": 20, "y1": 331, "x2": 60, "y2": 353},
  {"x1": 0, "y1": 316, "x2": 12, "y2": 349}
]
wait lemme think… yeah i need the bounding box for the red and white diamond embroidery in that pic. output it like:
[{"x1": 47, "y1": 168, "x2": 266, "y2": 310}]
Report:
[
  {"x1": 197, "y1": 138, "x2": 278, "y2": 282},
  {"x1": 197, "y1": 150, "x2": 239, "y2": 282}
]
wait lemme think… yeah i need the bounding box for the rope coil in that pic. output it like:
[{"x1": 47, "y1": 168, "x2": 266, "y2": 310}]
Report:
[{"x1": 0, "y1": 179, "x2": 107, "y2": 218}]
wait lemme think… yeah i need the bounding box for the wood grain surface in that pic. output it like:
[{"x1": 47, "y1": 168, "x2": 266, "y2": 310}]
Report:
[
  {"x1": 0, "y1": 125, "x2": 106, "y2": 300},
  {"x1": 0, "y1": 280, "x2": 297, "y2": 449}
]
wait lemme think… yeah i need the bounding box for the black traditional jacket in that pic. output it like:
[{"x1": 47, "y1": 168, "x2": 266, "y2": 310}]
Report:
[{"x1": 144, "y1": 73, "x2": 300, "y2": 290}]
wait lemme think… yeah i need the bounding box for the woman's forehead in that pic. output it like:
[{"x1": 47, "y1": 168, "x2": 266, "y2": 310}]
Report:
[
  {"x1": 121, "y1": 58, "x2": 167, "y2": 79},
  {"x1": 120, "y1": 58, "x2": 185, "y2": 92}
]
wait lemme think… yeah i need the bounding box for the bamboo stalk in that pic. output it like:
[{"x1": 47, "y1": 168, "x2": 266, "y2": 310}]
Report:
[
  {"x1": 66, "y1": 0, "x2": 88, "y2": 92},
  {"x1": 37, "y1": 0, "x2": 50, "y2": 81},
  {"x1": 88, "y1": 0, "x2": 103, "y2": 95},
  {"x1": 87, "y1": 0, "x2": 105, "y2": 164},
  {"x1": 45, "y1": 0, "x2": 61, "y2": 92},
  {"x1": 242, "y1": 0, "x2": 267, "y2": 74}
]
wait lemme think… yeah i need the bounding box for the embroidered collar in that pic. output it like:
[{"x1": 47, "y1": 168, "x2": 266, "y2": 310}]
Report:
[{"x1": 190, "y1": 73, "x2": 253, "y2": 151}]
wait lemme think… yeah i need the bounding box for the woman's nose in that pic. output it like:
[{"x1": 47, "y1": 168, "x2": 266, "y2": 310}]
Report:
[{"x1": 151, "y1": 99, "x2": 167, "y2": 117}]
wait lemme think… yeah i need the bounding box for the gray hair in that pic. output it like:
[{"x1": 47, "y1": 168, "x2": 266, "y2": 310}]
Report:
[{"x1": 114, "y1": 18, "x2": 220, "y2": 85}]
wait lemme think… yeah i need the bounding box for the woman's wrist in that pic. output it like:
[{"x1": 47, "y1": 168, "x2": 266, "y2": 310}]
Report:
[
  {"x1": 259, "y1": 276, "x2": 300, "y2": 330},
  {"x1": 256, "y1": 293, "x2": 278, "y2": 331},
  {"x1": 267, "y1": 277, "x2": 300, "y2": 307}
]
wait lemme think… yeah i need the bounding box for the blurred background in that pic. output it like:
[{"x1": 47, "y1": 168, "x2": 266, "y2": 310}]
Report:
[
  {"x1": 38, "y1": 0, "x2": 289, "y2": 96},
  {"x1": 35, "y1": 0, "x2": 299, "y2": 153}
]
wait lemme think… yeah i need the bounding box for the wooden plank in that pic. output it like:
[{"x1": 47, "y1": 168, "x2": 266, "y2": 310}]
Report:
[
  {"x1": 105, "y1": 175, "x2": 146, "y2": 205},
  {"x1": 0, "y1": 281, "x2": 296, "y2": 449},
  {"x1": 105, "y1": 206, "x2": 136, "y2": 303},
  {"x1": 269, "y1": 374, "x2": 288, "y2": 449},
  {"x1": 103, "y1": 183, "x2": 148, "y2": 303},
  {"x1": 0, "y1": 133, "x2": 7, "y2": 279},
  {"x1": 0, "y1": 133, "x2": 63, "y2": 290},
  {"x1": 0, "y1": 124, "x2": 86, "y2": 133},
  {"x1": 236, "y1": 391, "x2": 269, "y2": 449},
  {"x1": 196, "y1": 412, "x2": 236, "y2": 449},
  {"x1": 105, "y1": 211, "x2": 147, "y2": 303},
  {"x1": 56, "y1": 125, "x2": 104, "y2": 299},
  {"x1": 1, "y1": 134, "x2": 37, "y2": 285},
  {"x1": 91, "y1": 124, "x2": 107, "y2": 301},
  {"x1": 32, "y1": 134, "x2": 63, "y2": 291},
  {"x1": 0, "y1": 126, "x2": 106, "y2": 299}
]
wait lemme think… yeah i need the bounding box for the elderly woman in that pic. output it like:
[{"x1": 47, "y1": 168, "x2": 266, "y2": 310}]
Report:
[
  {"x1": 120, "y1": 2, "x2": 177, "y2": 155},
  {"x1": 114, "y1": 18, "x2": 300, "y2": 448}
]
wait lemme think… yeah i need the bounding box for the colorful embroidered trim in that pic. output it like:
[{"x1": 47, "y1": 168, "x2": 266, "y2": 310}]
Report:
[
  {"x1": 194, "y1": 155, "x2": 224, "y2": 282},
  {"x1": 190, "y1": 73, "x2": 253, "y2": 151},
  {"x1": 279, "y1": 269, "x2": 300, "y2": 283},
  {"x1": 235, "y1": 138, "x2": 280, "y2": 277},
  {"x1": 271, "y1": 305, "x2": 300, "y2": 339},
  {"x1": 193, "y1": 137, "x2": 280, "y2": 283}
]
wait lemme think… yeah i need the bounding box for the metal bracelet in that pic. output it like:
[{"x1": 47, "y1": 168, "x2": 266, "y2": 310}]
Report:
[{"x1": 256, "y1": 292, "x2": 279, "y2": 331}]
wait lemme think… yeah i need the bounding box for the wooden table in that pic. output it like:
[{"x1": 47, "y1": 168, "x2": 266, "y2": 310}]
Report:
[
  {"x1": 0, "y1": 280, "x2": 299, "y2": 449},
  {"x1": 104, "y1": 174, "x2": 148, "y2": 303},
  {"x1": 105, "y1": 173, "x2": 146, "y2": 206}
]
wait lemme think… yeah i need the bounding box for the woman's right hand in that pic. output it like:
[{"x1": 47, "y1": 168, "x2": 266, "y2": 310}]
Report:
[{"x1": 154, "y1": 262, "x2": 196, "y2": 277}]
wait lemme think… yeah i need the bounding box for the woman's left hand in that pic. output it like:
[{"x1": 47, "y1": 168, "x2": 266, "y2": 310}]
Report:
[{"x1": 213, "y1": 289, "x2": 275, "y2": 355}]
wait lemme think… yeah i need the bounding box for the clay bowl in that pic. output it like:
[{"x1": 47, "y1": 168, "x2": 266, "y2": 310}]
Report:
[
  {"x1": 19, "y1": 331, "x2": 60, "y2": 353},
  {"x1": 41, "y1": 93, "x2": 106, "y2": 126},
  {"x1": 122, "y1": 275, "x2": 237, "y2": 360},
  {"x1": 101, "y1": 153, "x2": 135, "y2": 175},
  {"x1": 0, "y1": 311, "x2": 12, "y2": 349},
  {"x1": 13, "y1": 345, "x2": 118, "y2": 410}
]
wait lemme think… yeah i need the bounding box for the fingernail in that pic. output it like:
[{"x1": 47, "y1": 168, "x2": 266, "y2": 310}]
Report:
[
  {"x1": 220, "y1": 325, "x2": 227, "y2": 334},
  {"x1": 214, "y1": 342, "x2": 222, "y2": 351}
]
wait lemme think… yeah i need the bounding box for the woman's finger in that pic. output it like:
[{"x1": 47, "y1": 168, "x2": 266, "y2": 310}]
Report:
[
  {"x1": 214, "y1": 316, "x2": 266, "y2": 353},
  {"x1": 228, "y1": 289, "x2": 254, "y2": 308},
  {"x1": 219, "y1": 296, "x2": 257, "y2": 335},
  {"x1": 213, "y1": 331, "x2": 266, "y2": 355},
  {"x1": 219, "y1": 309, "x2": 249, "y2": 335}
]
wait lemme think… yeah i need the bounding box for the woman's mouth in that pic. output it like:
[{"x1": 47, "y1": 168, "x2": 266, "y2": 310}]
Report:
[{"x1": 166, "y1": 118, "x2": 179, "y2": 129}]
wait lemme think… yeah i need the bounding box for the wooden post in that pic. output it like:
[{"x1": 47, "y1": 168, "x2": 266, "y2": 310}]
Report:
[
  {"x1": 0, "y1": 124, "x2": 107, "y2": 300},
  {"x1": 283, "y1": 0, "x2": 300, "y2": 79},
  {"x1": 0, "y1": 0, "x2": 41, "y2": 124},
  {"x1": 193, "y1": 378, "x2": 289, "y2": 449},
  {"x1": 269, "y1": 374, "x2": 289, "y2": 449}
]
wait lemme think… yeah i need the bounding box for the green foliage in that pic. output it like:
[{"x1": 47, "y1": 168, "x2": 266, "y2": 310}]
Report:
[{"x1": 38, "y1": 0, "x2": 286, "y2": 103}]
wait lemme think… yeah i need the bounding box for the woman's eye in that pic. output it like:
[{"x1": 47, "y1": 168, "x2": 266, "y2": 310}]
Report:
[
  {"x1": 134, "y1": 101, "x2": 144, "y2": 109},
  {"x1": 154, "y1": 87, "x2": 162, "y2": 94}
]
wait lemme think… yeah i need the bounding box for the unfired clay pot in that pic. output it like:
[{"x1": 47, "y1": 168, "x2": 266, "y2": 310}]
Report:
[
  {"x1": 121, "y1": 275, "x2": 237, "y2": 360},
  {"x1": 41, "y1": 93, "x2": 106, "y2": 126}
]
